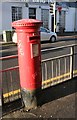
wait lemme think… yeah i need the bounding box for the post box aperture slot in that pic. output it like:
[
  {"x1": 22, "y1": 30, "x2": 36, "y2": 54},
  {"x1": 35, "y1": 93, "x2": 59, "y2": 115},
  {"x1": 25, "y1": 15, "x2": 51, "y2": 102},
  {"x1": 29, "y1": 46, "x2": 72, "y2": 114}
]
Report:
[{"x1": 30, "y1": 36, "x2": 40, "y2": 40}]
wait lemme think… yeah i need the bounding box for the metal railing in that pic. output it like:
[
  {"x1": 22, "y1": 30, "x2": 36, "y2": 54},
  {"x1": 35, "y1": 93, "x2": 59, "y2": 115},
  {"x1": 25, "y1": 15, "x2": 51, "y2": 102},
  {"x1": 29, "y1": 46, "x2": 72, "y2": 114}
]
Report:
[
  {"x1": 0, "y1": 55, "x2": 21, "y2": 104},
  {"x1": 41, "y1": 44, "x2": 77, "y2": 88},
  {"x1": 1, "y1": 66, "x2": 21, "y2": 104},
  {"x1": 1, "y1": 43, "x2": 77, "y2": 104}
]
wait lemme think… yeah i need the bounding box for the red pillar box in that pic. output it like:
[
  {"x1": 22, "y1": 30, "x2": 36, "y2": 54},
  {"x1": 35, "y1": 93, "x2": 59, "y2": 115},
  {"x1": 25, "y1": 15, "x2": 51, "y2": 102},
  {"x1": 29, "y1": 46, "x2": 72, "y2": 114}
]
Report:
[{"x1": 12, "y1": 19, "x2": 42, "y2": 109}]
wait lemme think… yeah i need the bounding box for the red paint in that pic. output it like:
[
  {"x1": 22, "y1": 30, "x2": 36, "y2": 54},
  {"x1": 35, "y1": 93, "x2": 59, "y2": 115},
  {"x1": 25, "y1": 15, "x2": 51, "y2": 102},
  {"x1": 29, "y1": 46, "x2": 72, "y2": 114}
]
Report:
[{"x1": 12, "y1": 19, "x2": 42, "y2": 90}]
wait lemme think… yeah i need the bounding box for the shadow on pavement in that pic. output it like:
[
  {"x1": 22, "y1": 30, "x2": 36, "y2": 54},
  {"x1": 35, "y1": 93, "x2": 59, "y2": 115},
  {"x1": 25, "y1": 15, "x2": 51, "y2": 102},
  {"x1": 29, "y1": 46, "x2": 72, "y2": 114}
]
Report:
[
  {"x1": 38, "y1": 77, "x2": 77, "y2": 106},
  {"x1": 2, "y1": 98, "x2": 24, "y2": 116},
  {"x1": 2, "y1": 77, "x2": 77, "y2": 117}
]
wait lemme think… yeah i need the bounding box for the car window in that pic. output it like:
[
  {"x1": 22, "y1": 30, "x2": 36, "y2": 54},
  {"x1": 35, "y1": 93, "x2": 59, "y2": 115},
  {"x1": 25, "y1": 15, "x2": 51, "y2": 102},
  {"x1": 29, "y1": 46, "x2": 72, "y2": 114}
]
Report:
[{"x1": 40, "y1": 27, "x2": 47, "y2": 32}]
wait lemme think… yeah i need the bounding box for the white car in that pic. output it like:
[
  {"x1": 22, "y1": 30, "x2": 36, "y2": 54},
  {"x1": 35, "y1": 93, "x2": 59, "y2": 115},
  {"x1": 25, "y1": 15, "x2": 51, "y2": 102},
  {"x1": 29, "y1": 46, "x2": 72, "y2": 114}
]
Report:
[
  {"x1": 40, "y1": 27, "x2": 57, "y2": 42},
  {"x1": 12, "y1": 27, "x2": 57, "y2": 43}
]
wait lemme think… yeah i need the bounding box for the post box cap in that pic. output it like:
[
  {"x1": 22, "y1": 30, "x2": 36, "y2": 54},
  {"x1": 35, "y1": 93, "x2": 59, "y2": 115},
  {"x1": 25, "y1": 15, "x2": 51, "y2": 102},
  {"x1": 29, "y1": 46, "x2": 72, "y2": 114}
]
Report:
[{"x1": 12, "y1": 19, "x2": 42, "y2": 28}]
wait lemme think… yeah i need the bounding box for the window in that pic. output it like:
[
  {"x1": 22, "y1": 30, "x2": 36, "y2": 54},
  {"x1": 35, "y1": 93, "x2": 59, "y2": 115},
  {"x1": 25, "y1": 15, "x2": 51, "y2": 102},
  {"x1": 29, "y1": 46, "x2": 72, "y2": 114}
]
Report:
[
  {"x1": 60, "y1": 11, "x2": 65, "y2": 28},
  {"x1": 12, "y1": 7, "x2": 22, "y2": 22},
  {"x1": 40, "y1": 27, "x2": 47, "y2": 32},
  {"x1": 41, "y1": 9, "x2": 49, "y2": 29},
  {"x1": 29, "y1": 8, "x2": 36, "y2": 19}
]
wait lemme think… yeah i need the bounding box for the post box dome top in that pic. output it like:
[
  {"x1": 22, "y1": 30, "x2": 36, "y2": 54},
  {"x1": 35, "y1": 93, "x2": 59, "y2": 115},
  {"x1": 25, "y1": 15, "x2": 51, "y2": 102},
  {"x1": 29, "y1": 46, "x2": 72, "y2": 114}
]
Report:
[{"x1": 12, "y1": 19, "x2": 42, "y2": 28}]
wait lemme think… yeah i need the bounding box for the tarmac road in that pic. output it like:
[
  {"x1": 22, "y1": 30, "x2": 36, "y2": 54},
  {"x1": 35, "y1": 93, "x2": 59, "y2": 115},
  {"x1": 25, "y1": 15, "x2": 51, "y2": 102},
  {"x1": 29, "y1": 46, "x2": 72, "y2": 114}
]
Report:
[{"x1": 1, "y1": 39, "x2": 77, "y2": 69}]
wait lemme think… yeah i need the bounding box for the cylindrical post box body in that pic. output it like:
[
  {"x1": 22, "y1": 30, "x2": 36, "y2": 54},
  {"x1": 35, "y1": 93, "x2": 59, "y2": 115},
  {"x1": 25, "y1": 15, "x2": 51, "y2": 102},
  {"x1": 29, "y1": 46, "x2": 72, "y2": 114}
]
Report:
[{"x1": 12, "y1": 19, "x2": 42, "y2": 109}]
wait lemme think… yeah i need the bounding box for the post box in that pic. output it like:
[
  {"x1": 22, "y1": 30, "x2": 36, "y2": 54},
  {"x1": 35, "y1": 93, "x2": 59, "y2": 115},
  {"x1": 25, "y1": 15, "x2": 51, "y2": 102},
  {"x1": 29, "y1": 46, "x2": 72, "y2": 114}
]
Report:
[{"x1": 12, "y1": 19, "x2": 42, "y2": 109}]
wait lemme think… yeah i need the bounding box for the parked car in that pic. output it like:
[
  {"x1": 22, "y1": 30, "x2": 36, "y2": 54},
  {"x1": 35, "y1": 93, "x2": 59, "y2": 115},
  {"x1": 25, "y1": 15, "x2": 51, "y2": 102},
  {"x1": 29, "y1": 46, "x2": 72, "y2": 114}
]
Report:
[
  {"x1": 40, "y1": 27, "x2": 57, "y2": 42},
  {"x1": 12, "y1": 27, "x2": 57, "y2": 43}
]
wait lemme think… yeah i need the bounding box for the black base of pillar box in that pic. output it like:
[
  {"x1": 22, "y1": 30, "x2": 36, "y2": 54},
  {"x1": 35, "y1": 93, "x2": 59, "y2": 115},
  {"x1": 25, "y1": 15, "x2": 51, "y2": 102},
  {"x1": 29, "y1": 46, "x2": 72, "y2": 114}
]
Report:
[{"x1": 21, "y1": 88, "x2": 42, "y2": 110}]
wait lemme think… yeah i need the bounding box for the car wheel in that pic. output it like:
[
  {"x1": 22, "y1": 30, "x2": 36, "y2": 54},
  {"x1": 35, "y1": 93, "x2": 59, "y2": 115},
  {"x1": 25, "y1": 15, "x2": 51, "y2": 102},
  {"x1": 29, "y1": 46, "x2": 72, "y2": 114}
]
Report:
[{"x1": 50, "y1": 36, "x2": 56, "y2": 42}]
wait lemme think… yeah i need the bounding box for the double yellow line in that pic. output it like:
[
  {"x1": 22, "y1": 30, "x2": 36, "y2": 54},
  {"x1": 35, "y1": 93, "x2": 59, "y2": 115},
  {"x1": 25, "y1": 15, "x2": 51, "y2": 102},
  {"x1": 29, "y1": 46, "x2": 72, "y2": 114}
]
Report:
[
  {"x1": 3, "y1": 70, "x2": 77, "y2": 98},
  {"x1": 3, "y1": 89, "x2": 20, "y2": 98}
]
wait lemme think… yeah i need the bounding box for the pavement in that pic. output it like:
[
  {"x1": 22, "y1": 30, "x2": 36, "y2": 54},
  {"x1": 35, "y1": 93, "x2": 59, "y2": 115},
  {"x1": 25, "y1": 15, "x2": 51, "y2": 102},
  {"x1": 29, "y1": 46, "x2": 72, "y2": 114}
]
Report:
[
  {"x1": 57, "y1": 34, "x2": 77, "y2": 40},
  {"x1": 2, "y1": 77, "x2": 77, "y2": 119}
]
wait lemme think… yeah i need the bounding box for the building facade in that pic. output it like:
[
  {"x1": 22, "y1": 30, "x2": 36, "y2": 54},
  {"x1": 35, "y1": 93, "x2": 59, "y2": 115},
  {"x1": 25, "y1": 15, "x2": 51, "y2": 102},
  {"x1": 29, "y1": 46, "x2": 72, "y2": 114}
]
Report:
[
  {"x1": 55, "y1": 2, "x2": 77, "y2": 32},
  {"x1": 0, "y1": 2, "x2": 49, "y2": 34},
  {"x1": 0, "y1": 1, "x2": 77, "y2": 35}
]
